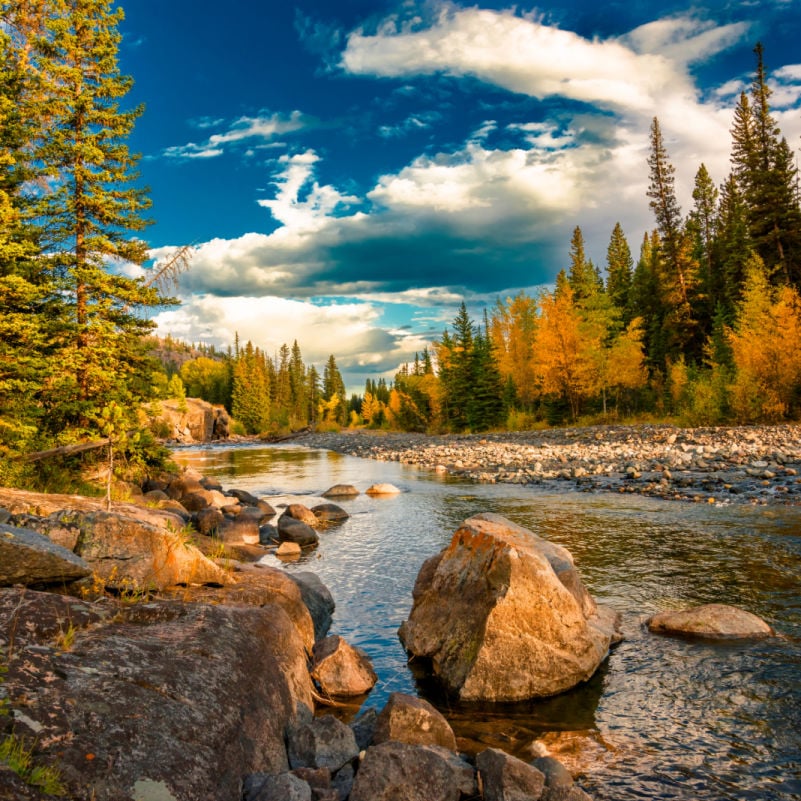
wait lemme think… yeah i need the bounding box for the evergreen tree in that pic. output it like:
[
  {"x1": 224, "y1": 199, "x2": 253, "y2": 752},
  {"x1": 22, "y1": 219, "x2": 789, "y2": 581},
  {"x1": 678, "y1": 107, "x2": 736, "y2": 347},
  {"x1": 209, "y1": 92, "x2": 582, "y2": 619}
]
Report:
[
  {"x1": 567, "y1": 226, "x2": 602, "y2": 304},
  {"x1": 27, "y1": 0, "x2": 169, "y2": 437},
  {"x1": 469, "y1": 313, "x2": 505, "y2": 429},
  {"x1": 646, "y1": 117, "x2": 699, "y2": 362},
  {"x1": 322, "y1": 354, "x2": 347, "y2": 425},
  {"x1": 715, "y1": 174, "x2": 752, "y2": 314},
  {"x1": 687, "y1": 163, "x2": 719, "y2": 330},
  {"x1": 605, "y1": 222, "x2": 633, "y2": 319}
]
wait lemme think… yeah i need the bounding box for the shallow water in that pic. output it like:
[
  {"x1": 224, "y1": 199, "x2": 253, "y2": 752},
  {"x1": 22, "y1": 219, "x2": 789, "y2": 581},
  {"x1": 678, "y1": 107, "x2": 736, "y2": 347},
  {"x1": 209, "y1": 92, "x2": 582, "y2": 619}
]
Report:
[{"x1": 172, "y1": 443, "x2": 801, "y2": 800}]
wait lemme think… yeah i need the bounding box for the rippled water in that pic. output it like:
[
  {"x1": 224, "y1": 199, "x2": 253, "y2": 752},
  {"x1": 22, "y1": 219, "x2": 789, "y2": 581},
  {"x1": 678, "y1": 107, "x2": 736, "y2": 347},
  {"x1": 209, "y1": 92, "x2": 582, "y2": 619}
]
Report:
[{"x1": 172, "y1": 443, "x2": 801, "y2": 800}]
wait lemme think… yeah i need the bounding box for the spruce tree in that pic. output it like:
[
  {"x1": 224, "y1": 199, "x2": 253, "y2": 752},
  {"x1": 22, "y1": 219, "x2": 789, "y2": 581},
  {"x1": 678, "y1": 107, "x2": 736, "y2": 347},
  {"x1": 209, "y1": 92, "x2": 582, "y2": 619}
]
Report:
[
  {"x1": 26, "y1": 0, "x2": 168, "y2": 438},
  {"x1": 605, "y1": 222, "x2": 633, "y2": 320},
  {"x1": 567, "y1": 226, "x2": 602, "y2": 305}
]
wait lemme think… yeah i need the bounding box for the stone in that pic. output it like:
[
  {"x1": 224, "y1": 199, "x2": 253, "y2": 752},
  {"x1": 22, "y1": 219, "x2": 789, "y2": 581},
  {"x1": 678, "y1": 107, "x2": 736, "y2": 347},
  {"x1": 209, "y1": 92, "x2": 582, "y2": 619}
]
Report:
[
  {"x1": 53, "y1": 510, "x2": 229, "y2": 590},
  {"x1": 181, "y1": 491, "x2": 214, "y2": 512},
  {"x1": 143, "y1": 489, "x2": 170, "y2": 502},
  {"x1": 226, "y1": 488, "x2": 263, "y2": 507},
  {"x1": 193, "y1": 507, "x2": 224, "y2": 536},
  {"x1": 164, "y1": 564, "x2": 316, "y2": 653},
  {"x1": 311, "y1": 503, "x2": 349, "y2": 522},
  {"x1": 217, "y1": 515, "x2": 261, "y2": 545},
  {"x1": 243, "y1": 773, "x2": 312, "y2": 801},
  {"x1": 647, "y1": 603, "x2": 774, "y2": 639},
  {"x1": 282, "y1": 504, "x2": 319, "y2": 528},
  {"x1": 0, "y1": 587, "x2": 313, "y2": 801},
  {"x1": 321, "y1": 484, "x2": 359, "y2": 498},
  {"x1": 332, "y1": 763, "x2": 355, "y2": 801},
  {"x1": 532, "y1": 756, "x2": 574, "y2": 791},
  {"x1": 7, "y1": 512, "x2": 81, "y2": 552},
  {"x1": 278, "y1": 516, "x2": 319, "y2": 548},
  {"x1": 311, "y1": 635, "x2": 378, "y2": 698},
  {"x1": 350, "y1": 708, "x2": 378, "y2": 751},
  {"x1": 260, "y1": 523, "x2": 279, "y2": 545},
  {"x1": 200, "y1": 477, "x2": 224, "y2": 491},
  {"x1": 167, "y1": 475, "x2": 204, "y2": 501},
  {"x1": 349, "y1": 742, "x2": 476, "y2": 801},
  {"x1": 277, "y1": 541, "x2": 302, "y2": 557},
  {"x1": 239, "y1": 505, "x2": 276, "y2": 526},
  {"x1": 372, "y1": 692, "x2": 456, "y2": 751},
  {"x1": 365, "y1": 483, "x2": 401, "y2": 496},
  {"x1": 288, "y1": 572, "x2": 335, "y2": 640},
  {"x1": 287, "y1": 715, "x2": 359, "y2": 772},
  {"x1": 398, "y1": 513, "x2": 619, "y2": 701},
  {"x1": 0, "y1": 524, "x2": 91, "y2": 587},
  {"x1": 476, "y1": 748, "x2": 546, "y2": 801}
]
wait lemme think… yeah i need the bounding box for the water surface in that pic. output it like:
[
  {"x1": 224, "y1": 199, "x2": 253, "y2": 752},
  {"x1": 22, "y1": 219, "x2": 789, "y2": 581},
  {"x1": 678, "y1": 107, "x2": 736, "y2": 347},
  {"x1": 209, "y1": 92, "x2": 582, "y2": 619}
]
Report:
[{"x1": 173, "y1": 443, "x2": 801, "y2": 800}]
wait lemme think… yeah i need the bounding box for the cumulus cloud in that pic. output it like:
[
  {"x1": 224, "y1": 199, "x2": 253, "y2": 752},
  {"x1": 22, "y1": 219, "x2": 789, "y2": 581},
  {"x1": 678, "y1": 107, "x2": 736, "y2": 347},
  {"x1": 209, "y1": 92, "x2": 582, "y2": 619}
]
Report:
[
  {"x1": 164, "y1": 111, "x2": 312, "y2": 160},
  {"x1": 341, "y1": 6, "x2": 746, "y2": 119}
]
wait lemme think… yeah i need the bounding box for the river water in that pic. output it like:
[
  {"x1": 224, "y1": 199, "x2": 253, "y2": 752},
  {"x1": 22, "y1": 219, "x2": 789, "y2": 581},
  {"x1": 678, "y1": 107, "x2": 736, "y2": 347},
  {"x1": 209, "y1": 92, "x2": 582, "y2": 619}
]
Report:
[{"x1": 172, "y1": 443, "x2": 801, "y2": 801}]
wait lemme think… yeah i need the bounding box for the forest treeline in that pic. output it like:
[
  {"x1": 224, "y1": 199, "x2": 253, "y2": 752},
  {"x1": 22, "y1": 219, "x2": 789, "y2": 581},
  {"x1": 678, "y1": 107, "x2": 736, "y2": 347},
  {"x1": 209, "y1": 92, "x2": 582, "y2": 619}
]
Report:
[
  {"x1": 350, "y1": 44, "x2": 801, "y2": 433},
  {"x1": 2, "y1": 0, "x2": 801, "y2": 493}
]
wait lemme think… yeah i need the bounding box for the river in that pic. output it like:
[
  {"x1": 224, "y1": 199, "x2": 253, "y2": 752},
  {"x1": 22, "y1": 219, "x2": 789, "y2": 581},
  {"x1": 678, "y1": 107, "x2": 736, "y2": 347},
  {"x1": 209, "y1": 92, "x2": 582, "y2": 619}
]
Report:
[{"x1": 172, "y1": 443, "x2": 801, "y2": 801}]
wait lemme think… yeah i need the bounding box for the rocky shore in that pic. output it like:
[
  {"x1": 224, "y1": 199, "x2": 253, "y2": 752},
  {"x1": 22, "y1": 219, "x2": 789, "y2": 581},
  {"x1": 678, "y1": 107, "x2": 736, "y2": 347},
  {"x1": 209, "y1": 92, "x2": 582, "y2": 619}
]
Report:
[{"x1": 298, "y1": 424, "x2": 801, "y2": 505}]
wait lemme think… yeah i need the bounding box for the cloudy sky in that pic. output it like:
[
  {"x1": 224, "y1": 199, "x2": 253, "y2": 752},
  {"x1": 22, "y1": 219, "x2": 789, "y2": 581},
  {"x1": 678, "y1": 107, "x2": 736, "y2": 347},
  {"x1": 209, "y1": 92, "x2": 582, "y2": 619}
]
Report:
[{"x1": 119, "y1": 0, "x2": 801, "y2": 391}]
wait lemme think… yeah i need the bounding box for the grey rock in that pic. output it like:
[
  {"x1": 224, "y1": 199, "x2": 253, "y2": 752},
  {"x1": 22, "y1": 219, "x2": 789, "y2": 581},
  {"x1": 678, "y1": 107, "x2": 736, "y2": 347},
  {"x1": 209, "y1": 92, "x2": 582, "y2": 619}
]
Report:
[
  {"x1": 0, "y1": 524, "x2": 91, "y2": 587},
  {"x1": 278, "y1": 517, "x2": 319, "y2": 548},
  {"x1": 288, "y1": 572, "x2": 335, "y2": 640},
  {"x1": 287, "y1": 715, "x2": 359, "y2": 772},
  {"x1": 373, "y1": 692, "x2": 456, "y2": 751},
  {"x1": 477, "y1": 747, "x2": 546, "y2": 801}
]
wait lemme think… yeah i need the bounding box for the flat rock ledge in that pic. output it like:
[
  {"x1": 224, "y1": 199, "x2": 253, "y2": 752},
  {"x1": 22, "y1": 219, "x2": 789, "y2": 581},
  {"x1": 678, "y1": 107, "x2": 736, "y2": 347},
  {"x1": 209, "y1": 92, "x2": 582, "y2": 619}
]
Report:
[{"x1": 647, "y1": 603, "x2": 774, "y2": 639}]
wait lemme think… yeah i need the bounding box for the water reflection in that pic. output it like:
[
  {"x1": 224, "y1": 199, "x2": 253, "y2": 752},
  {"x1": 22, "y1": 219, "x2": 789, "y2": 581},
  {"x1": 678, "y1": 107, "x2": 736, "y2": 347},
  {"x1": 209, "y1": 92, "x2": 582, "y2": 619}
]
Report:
[{"x1": 173, "y1": 444, "x2": 801, "y2": 801}]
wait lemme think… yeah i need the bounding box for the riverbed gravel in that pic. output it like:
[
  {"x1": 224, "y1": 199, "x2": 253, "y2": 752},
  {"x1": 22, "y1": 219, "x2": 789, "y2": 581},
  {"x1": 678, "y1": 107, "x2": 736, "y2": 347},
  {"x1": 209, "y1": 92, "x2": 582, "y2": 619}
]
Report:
[{"x1": 298, "y1": 424, "x2": 801, "y2": 505}]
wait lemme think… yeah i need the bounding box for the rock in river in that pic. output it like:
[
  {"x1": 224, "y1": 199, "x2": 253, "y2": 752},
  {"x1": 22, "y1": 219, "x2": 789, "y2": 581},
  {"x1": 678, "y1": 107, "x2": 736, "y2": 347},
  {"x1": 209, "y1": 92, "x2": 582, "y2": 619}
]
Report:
[
  {"x1": 647, "y1": 603, "x2": 774, "y2": 639},
  {"x1": 398, "y1": 513, "x2": 621, "y2": 701}
]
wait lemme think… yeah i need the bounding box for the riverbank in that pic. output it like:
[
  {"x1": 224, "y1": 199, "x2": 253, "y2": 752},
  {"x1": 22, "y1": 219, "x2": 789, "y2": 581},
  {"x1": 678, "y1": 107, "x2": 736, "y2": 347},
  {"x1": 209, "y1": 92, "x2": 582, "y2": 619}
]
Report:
[{"x1": 298, "y1": 424, "x2": 801, "y2": 505}]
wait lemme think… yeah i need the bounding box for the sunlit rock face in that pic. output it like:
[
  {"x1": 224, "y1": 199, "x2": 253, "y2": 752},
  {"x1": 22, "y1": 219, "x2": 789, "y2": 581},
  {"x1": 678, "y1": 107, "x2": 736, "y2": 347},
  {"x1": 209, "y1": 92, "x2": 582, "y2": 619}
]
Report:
[{"x1": 399, "y1": 513, "x2": 620, "y2": 702}]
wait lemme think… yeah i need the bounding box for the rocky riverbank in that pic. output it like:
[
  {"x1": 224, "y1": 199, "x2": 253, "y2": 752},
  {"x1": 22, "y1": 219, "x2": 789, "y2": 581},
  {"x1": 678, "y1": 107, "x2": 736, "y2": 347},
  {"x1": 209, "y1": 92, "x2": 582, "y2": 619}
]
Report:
[{"x1": 298, "y1": 424, "x2": 801, "y2": 505}]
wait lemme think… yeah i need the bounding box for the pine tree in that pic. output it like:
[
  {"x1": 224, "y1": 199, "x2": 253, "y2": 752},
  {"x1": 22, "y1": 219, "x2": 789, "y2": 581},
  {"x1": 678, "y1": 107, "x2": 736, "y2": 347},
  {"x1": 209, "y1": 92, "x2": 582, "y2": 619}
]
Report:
[
  {"x1": 646, "y1": 117, "x2": 699, "y2": 363},
  {"x1": 26, "y1": 0, "x2": 169, "y2": 437},
  {"x1": 605, "y1": 222, "x2": 633, "y2": 319},
  {"x1": 567, "y1": 226, "x2": 602, "y2": 305},
  {"x1": 715, "y1": 174, "x2": 752, "y2": 314},
  {"x1": 322, "y1": 354, "x2": 347, "y2": 425},
  {"x1": 687, "y1": 164, "x2": 719, "y2": 329}
]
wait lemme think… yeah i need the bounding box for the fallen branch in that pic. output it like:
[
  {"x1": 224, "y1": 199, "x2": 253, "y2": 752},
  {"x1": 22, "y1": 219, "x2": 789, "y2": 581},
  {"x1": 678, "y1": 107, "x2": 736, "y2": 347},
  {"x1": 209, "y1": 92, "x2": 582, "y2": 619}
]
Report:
[{"x1": 15, "y1": 438, "x2": 110, "y2": 463}]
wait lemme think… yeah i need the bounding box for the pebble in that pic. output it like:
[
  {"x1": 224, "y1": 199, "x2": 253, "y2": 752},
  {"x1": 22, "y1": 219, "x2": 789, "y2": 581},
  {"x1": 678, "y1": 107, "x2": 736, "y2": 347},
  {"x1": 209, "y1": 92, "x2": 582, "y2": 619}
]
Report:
[{"x1": 298, "y1": 424, "x2": 801, "y2": 506}]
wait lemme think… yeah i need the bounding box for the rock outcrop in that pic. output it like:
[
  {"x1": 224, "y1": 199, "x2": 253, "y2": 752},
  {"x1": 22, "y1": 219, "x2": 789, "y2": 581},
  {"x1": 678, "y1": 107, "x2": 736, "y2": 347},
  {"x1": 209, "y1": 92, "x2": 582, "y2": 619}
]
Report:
[
  {"x1": 0, "y1": 587, "x2": 313, "y2": 801},
  {"x1": 647, "y1": 603, "x2": 774, "y2": 639},
  {"x1": 146, "y1": 397, "x2": 229, "y2": 443},
  {"x1": 398, "y1": 513, "x2": 620, "y2": 701}
]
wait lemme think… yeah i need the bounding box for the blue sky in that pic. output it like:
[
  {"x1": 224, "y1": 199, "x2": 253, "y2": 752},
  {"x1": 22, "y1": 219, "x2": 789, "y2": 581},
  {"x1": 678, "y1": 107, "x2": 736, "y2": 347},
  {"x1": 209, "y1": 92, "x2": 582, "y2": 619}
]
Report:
[{"x1": 118, "y1": 0, "x2": 801, "y2": 391}]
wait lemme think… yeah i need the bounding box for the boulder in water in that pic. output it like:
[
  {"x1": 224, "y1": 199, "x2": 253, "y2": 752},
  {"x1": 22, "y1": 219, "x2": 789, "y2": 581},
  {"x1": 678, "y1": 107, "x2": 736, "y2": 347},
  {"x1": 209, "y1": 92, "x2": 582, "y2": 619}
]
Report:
[
  {"x1": 365, "y1": 483, "x2": 401, "y2": 496},
  {"x1": 398, "y1": 513, "x2": 620, "y2": 701}
]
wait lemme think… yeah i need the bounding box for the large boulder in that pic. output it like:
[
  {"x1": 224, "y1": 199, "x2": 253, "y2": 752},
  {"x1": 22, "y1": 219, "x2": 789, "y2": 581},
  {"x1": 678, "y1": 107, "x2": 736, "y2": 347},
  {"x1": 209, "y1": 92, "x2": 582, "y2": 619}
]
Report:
[
  {"x1": 311, "y1": 503, "x2": 349, "y2": 522},
  {"x1": 0, "y1": 523, "x2": 91, "y2": 587},
  {"x1": 288, "y1": 572, "x2": 335, "y2": 640},
  {"x1": 398, "y1": 513, "x2": 620, "y2": 701},
  {"x1": 56, "y1": 509, "x2": 230, "y2": 590},
  {"x1": 281, "y1": 504, "x2": 319, "y2": 528},
  {"x1": 349, "y1": 741, "x2": 476, "y2": 801},
  {"x1": 0, "y1": 587, "x2": 314, "y2": 801},
  {"x1": 311, "y1": 635, "x2": 378, "y2": 698},
  {"x1": 321, "y1": 484, "x2": 359, "y2": 498},
  {"x1": 647, "y1": 603, "x2": 774, "y2": 639}
]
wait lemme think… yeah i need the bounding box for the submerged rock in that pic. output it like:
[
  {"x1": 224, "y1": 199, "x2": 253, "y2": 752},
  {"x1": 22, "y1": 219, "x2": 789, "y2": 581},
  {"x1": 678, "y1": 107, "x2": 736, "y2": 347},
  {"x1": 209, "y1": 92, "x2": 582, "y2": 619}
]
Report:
[
  {"x1": 647, "y1": 603, "x2": 774, "y2": 639},
  {"x1": 321, "y1": 484, "x2": 359, "y2": 498},
  {"x1": 399, "y1": 513, "x2": 620, "y2": 701},
  {"x1": 365, "y1": 482, "x2": 402, "y2": 496}
]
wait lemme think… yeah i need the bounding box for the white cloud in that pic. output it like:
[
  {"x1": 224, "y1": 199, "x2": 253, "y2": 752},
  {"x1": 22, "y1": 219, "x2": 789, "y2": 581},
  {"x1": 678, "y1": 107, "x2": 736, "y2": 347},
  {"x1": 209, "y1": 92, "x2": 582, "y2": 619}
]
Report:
[
  {"x1": 341, "y1": 7, "x2": 746, "y2": 117},
  {"x1": 164, "y1": 111, "x2": 312, "y2": 160},
  {"x1": 151, "y1": 295, "x2": 428, "y2": 389}
]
